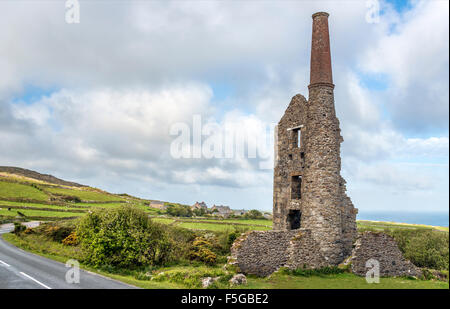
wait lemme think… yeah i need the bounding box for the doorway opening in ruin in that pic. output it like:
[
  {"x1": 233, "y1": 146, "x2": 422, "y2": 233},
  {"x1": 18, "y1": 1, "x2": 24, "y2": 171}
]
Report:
[
  {"x1": 291, "y1": 175, "x2": 302, "y2": 199},
  {"x1": 288, "y1": 210, "x2": 301, "y2": 230}
]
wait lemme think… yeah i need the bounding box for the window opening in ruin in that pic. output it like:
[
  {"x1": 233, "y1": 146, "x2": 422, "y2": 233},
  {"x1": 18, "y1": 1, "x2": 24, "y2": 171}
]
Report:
[
  {"x1": 288, "y1": 154, "x2": 293, "y2": 160},
  {"x1": 295, "y1": 129, "x2": 301, "y2": 148},
  {"x1": 288, "y1": 210, "x2": 301, "y2": 230},
  {"x1": 291, "y1": 175, "x2": 302, "y2": 200}
]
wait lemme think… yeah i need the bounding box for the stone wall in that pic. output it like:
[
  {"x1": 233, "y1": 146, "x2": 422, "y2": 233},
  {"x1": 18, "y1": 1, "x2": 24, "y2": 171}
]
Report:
[
  {"x1": 230, "y1": 230, "x2": 297, "y2": 277},
  {"x1": 273, "y1": 94, "x2": 308, "y2": 230},
  {"x1": 230, "y1": 230, "x2": 422, "y2": 278},
  {"x1": 286, "y1": 228, "x2": 328, "y2": 269},
  {"x1": 350, "y1": 232, "x2": 421, "y2": 277},
  {"x1": 230, "y1": 229, "x2": 333, "y2": 276}
]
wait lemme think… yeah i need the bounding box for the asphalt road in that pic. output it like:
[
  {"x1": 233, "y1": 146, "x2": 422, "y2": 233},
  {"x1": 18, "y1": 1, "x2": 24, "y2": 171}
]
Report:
[{"x1": 0, "y1": 224, "x2": 137, "y2": 289}]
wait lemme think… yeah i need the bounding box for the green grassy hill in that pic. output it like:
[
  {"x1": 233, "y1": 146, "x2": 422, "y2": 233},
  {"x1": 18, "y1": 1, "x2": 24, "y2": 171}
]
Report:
[{"x1": 0, "y1": 168, "x2": 158, "y2": 222}]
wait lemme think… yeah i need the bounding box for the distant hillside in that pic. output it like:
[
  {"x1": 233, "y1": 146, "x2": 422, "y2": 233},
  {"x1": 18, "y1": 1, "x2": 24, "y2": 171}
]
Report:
[{"x1": 0, "y1": 166, "x2": 86, "y2": 188}]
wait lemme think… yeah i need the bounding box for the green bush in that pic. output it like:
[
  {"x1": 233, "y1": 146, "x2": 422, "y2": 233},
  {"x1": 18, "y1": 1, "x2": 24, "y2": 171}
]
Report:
[
  {"x1": 243, "y1": 209, "x2": 264, "y2": 219},
  {"x1": 77, "y1": 206, "x2": 174, "y2": 268},
  {"x1": 388, "y1": 229, "x2": 449, "y2": 271},
  {"x1": 226, "y1": 230, "x2": 242, "y2": 247},
  {"x1": 165, "y1": 204, "x2": 193, "y2": 217},
  {"x1": 13, "y1": 222, "x2": 26, "y2": 234}
]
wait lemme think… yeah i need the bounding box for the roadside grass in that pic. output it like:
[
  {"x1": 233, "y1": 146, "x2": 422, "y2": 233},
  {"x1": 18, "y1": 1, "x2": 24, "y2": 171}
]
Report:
[
  {"x1": 2, "y1": 228, "x2": 448, "y2": 289},
  {"x1": 1, "y1": 233, "x2": 182, "y2": 289},
  {"x1": 42, "y1": 186, "x2": 124, "y2": 202},
  {"x1": 0, "y1": 181, "x2": 49, "y2": 201}
]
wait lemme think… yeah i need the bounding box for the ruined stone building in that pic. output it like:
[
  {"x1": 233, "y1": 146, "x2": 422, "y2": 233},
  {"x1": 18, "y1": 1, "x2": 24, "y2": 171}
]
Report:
[
  {"x1": 230, "y1": 12, "x2": 359, "y2": 276},
  {"x1": 272, "y1": 12, "x2": 358, "y2": 264}
]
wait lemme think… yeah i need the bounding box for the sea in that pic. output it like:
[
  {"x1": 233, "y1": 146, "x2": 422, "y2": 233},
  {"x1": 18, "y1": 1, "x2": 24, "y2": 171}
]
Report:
[{"x1": 358, "y1": 211, "x2": 449, "y2": 227}]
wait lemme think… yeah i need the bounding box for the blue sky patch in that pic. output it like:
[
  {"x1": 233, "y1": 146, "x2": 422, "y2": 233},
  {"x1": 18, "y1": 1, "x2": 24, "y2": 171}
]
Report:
[{"x1": 12, "y1": 84, "x2": 59, "y2": 105}]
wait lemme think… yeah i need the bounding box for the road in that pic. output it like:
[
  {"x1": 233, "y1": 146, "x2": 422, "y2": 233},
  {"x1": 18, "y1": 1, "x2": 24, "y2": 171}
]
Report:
[{"x1": 0, "y1": 223, "x2": 137, "y2": 289}]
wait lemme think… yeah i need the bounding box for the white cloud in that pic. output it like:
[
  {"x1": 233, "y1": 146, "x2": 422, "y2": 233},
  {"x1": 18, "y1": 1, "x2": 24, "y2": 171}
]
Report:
[
  {"x1": 0, "y1": 0, "x2": 448, "y2": 213},
  {"x1": 361, "y1": 0, "x2": 449, "y2": 131}
]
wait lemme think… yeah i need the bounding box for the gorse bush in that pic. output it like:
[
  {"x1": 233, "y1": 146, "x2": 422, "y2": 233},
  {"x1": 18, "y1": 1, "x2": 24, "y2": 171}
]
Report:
[
  {"x1": 62, "y1": 232, "x2": 78, "y2": 246},
  {"x1": 188, "y1": 236, "x2": 217, "y2": 265},
  {"x1": 388, "y1": 229, "x2": 449, "y2": 271},
  {"x1": 43, "y1": 224, "x2": 74, "y2": 242},
  {"x1": 77, "y1": 206, "x2": 174, "y2": 268}
]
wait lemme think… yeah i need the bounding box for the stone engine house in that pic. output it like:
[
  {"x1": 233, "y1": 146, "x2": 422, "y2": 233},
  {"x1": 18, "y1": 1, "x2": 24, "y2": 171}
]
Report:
[
  {"x1": 229, "y1": 12, "x2": 360, "y2": 276},
  {"x1": 272, "y1": 12, "x2": 358, "y2": 263}
]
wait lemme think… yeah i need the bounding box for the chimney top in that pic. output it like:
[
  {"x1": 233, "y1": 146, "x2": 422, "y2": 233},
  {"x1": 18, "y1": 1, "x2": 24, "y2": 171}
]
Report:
[
  {"x1": 312, "y1": 12, "x2": 329, "y2": 18},
  {"x1": 309, "y1": 11, "x2": 334, "y2": 89}
]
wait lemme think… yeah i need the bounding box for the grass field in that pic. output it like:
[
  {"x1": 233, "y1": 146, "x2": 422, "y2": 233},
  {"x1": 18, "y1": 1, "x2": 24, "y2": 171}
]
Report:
[
  {"x1": 177, "y1": 221, "x2": 271, "y2": 231},
  {"x1": 42, "y1": 186, "x2": 124, "y2": 202},
  {"x1": 0, "y1": 208, "x2": 82, "y2": 218},
  {"x1": 0, "y1": 181, "x2": 49, "y2": 201},
  {"x1": 357, "y1": 220, "x2": 449, "y2": 232}
]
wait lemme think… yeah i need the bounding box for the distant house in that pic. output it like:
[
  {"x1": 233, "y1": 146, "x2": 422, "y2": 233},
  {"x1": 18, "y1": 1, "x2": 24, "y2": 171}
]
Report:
[
  {"x1": 191, "y1": 201, "x2": 208, "y2": 211},
  {"x1": 234, "y1": 209, "x2": 247, "y2": 216},
  {"x1": 149, "y1": 201, "x2": 167, "y2": 210},
  {"x1": 263, "y1": 212, "x2": 273, "y2": 220},
  {"x1": 211, "y1": 205, "x2": 233, "y2": 217}
]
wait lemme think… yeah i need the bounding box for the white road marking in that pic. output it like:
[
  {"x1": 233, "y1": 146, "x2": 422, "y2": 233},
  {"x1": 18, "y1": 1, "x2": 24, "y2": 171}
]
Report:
[
  {"x1": 0, "y1": 259, "x2": 10, "y2": 267},
  {"x1": 19, "y1": 272, "x2": 52, "y2": 289}
]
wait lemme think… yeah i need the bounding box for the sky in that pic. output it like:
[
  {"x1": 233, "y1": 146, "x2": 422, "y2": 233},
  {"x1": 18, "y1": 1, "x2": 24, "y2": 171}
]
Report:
[{"x1": 0, "y1": 0, "x2": 448, "y2": 215}]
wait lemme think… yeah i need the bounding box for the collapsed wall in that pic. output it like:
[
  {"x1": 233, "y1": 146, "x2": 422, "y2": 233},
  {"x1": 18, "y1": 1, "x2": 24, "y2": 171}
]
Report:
[{"x1": 350, "y1": 232, "x2": 422, "y2": 277}]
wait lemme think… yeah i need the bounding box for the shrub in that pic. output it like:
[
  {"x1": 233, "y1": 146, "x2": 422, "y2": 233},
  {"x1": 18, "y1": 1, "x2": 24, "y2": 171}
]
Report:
[
  {"x1": 165, "y1": 204, "x2": 193, "y2": 217},
  {"x1": 23, "y1": 228, "x2": 34, "y2": 235},
  {"x1": 189, "y1": 237, "x2": 217, "y2": 265},
  {"x1": 13, "y1": 223, "x2": 26, "y2": 234},
  {"x1": 77, "y1": 206, "x2": 174, "y2": 268},
  {"x1": 243, "y1": 209, "x2": 264, "y2": 219},
  {"x1": 227, "y1": 230, "x2": 242, "y2": 247},
  {"x1": 43, "y1": 224, "x2": 74, "y2": 242},
  {"x1": 388, "y1": 229, "x2": 449, "y2": 271},
  {"x1": 62, "y1": 232, "x2": 79, "y2": 246}
]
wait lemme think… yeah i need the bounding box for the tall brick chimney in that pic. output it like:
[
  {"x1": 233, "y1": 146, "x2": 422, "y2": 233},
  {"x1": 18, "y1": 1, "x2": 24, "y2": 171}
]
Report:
[{"x1": 309, "y1": 12, "x2": 334, "y2": 88}]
